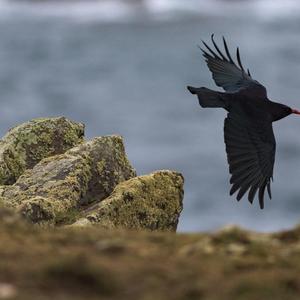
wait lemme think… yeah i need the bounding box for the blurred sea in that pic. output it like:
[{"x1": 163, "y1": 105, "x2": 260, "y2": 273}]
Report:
[{"x1": 1, "y1": 0, "x2": 300, "y2": 232}]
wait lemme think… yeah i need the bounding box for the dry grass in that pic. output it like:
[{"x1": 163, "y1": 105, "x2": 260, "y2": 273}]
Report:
[{"x1": 1, "y1": 215, "x2": 300, "y2": 300}]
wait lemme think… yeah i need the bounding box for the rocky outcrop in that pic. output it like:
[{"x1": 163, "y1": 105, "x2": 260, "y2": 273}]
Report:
[
  {"x1": 0, "y1": 117, "x2": 184, "y2": 231},
  {"x1": 1, "y1": 136, "x2": 136, "y2": 224},
  {"x1": 0, "y1": 117, "x2": 84, "y2": 185},
  {"x1": 73, "y1": 170, "x2": 184, "y2": 231}
]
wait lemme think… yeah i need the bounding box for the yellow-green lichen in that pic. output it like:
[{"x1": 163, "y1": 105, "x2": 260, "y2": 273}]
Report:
[
  {"x1": 1, "y1": 153, "x2": 91, "y2": 224},
  {"x1": 0, "y1": 117, "x2": 84, "y2": 185},
  {"x1": 82, "y1": 170, "x2": 184, "y2": 231},
  {"x1": 96, "y1": 159, "x2": 106, "y2": 174},
  {"x1": 18, "y1": 197, "x2": 58, "y2": 224},
  {"x1": 79, "y1": 136, "x2": 136, "y2": 205},
  {"x1": 0, "y1": 135, "x2": 136, "y2": 226}
]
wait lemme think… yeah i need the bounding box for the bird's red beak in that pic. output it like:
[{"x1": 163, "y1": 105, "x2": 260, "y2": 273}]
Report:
[{"x1": 292, "y1": 109, "x2": 300, "y2": 115}]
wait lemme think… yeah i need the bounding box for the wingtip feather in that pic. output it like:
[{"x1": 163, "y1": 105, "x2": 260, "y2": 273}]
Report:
[
  {"x1": 222, "y1": 36, "x2": 234, "y2": 63},
  {"x1": 258, "y1": 185, "x2": 265, "y2": 209}
]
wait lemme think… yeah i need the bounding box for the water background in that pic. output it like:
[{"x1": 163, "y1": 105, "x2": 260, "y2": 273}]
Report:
[{"x1": 1, "y1": 0, "x2": 300, "y2": 232}]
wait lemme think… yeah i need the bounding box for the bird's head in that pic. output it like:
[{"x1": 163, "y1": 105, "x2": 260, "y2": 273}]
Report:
[
  {"x1": 279, "y1": 105, "x2": 300, "y2": 117},
  {"x1": 271, "y1": 103, "x2": 300, "y2": 121}
]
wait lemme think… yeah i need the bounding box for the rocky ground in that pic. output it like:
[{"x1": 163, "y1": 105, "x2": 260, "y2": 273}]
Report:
[
  {"x1": 0, "y1": 117, "x2": 299, "y2": 300},
  {"x1": 1, "y1": 212, "x2": 300, "y2": 300}
]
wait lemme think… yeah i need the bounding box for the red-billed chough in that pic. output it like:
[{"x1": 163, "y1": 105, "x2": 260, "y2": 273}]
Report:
[{"x1": 187, "y1": 35, "x2": 300, "y2": 209}]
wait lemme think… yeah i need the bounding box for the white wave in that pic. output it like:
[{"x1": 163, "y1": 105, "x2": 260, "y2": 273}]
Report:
[
  {"x1": 0, "y1": 0, "x2": 300, "y2": 22},
  {"x1": 252, "y1": 0, "x2": 300, "y2": 20},
  {"x1": 0, "y1": 0, "x2": 139, "y2": 22}
]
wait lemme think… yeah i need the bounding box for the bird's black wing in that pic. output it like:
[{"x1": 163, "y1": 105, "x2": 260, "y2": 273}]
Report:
[
  {"x1": 201, "y1": 35, "x2": 265, "y2": 94},
  {"x1": 224, "y1": 113, "x2": 275, "y2": 209}
]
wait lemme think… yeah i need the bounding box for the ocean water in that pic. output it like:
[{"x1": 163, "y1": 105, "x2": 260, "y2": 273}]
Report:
[{"x1": 1, "y1": 0, "x2": 300, "y2": 232}]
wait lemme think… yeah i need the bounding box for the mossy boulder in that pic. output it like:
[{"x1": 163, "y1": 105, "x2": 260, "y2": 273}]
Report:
[
  {"x1": 0, "y1": 117, "x2": 184, "y2": 231},
  {"x1": 0, "y1": 117, "x2": 84, "y2": 185},
  {"x1": 74, "y1": 170, "x2": 184, "y2": 231},
  {"x1": 0, "y1": 136, "x2": 136, "y2": 224}
]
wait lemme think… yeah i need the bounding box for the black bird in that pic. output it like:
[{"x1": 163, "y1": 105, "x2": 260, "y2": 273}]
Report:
[{"x1": 187, "y1": 34, "x2": 300, "y2": 209}]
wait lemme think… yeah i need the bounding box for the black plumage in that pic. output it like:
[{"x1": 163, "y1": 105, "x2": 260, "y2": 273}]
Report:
[{"x1": 187, "y1": 34, "x2": 300, "y2": 209}]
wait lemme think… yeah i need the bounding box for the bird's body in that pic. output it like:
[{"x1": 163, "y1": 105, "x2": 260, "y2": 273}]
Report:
[{"x1": 188, "y1": 35, "x2": 300, "y2": 208}]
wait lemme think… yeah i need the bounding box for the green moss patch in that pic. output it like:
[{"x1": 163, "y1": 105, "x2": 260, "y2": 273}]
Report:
[{"x1": 0, "y1": 117, "x2": 84, "y2": 185}]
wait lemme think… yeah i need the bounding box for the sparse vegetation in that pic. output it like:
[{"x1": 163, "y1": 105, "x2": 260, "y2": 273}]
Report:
[{"x1": 1, "y1": 215, "x2": 300, "y2": 300}]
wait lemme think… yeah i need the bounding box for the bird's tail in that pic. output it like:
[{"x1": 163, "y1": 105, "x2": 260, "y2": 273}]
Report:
[{"x1": 187, "y1": 86, "x2": 226, "y2": 108}]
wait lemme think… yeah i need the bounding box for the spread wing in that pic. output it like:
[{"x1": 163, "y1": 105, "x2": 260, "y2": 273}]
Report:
[
  {"x1": 200, "y1": 35, "x2": 266, "y2": 94},
  {"x1": 224, "y1": 113, "x2": 276, "y2": 209}
]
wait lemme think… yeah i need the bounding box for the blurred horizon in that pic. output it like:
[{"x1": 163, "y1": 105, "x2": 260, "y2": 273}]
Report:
[
  {"x1": 1, "y1": 0, "x2": 300, "y2": 21},
  {"x1": 1, "y1": 0, "x2": 300, "y2": 232}
]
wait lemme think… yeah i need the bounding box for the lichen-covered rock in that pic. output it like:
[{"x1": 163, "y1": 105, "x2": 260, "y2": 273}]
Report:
[
  {"x1": 1, "y1": 136, "x2": 136, "y2": 224},
  {"x1": 67, "y1": 135, "x2": 136, "y2": 205},
  {"x1": 74, "y1": 170, "x2": 184, "y2": 231},
  {"x1": 0, "y1": 117, "x2": 84, "y2": 185}
]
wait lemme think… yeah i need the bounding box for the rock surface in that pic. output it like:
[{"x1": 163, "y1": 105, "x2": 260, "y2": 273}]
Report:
[
  {"x1": 0, "y1": 117, "x2": 84, "y2": 185},
  {"x1": 0, "y1": 136, "x2": 136, "y2": 224},
  {"x1": 73, "y1": 170, "x2": 184, "y2": 231},
  {"x1": 0, "y1": 117, "x2": 184, "y2": 231}
]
